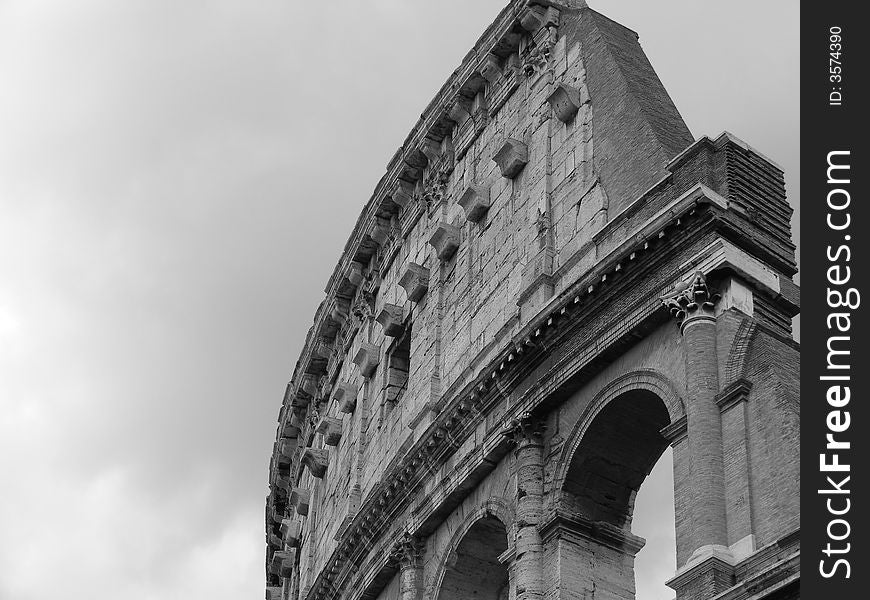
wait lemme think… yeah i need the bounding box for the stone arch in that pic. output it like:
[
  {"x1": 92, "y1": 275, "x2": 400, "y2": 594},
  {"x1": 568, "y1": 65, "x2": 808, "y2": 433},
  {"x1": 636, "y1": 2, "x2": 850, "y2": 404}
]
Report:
[
  {"x1": 553, "y1": 369, "x2": 683, "y2": 528},
  {"x1": 430, "y1": 497, "x2": 514, "y2": 600},
  {"x1": 554, "y1": 369, "x2": 684, "y2": 491}
]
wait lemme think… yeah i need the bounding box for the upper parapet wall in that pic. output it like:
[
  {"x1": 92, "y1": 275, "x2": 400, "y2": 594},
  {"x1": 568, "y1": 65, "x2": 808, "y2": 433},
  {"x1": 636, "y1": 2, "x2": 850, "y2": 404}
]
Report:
[{"x1": 289, "y1": 0, "x2": 693, "y2": 397}]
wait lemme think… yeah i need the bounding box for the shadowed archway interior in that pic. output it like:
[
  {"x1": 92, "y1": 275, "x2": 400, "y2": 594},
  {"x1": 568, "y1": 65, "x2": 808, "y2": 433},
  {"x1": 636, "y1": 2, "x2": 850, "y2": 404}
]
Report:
[
  {"x1": 563, "y1": 389, "x2": 672, "y2": 529},
  {"x1": 437, "y1": 516, "x2": 509, "y2": 600}
]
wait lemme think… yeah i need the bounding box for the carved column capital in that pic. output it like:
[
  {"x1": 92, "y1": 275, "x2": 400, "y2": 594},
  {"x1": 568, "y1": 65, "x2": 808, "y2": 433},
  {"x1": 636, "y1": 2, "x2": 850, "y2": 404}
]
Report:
[
  {"x1": 662, "y1": 271, "x2": 721, "y2": 332},
  {"x1": 501, "y1": 411, "x2": 545, "y2": 447},
  {"x1": 389, "y1": 531, "x2": 425, "y2": 569}
]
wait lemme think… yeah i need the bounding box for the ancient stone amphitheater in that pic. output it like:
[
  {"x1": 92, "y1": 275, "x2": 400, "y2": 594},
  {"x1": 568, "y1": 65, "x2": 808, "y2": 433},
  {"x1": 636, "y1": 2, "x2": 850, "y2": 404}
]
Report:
[{"x1": 265, "y1": 2, "x2": 801, "y2": 599}]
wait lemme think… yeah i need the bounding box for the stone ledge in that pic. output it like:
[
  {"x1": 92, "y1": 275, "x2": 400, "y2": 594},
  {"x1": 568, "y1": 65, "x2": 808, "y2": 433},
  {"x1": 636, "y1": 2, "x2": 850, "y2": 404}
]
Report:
[
  {"x1": 716, "y1": 378, "x2": 753, "y2": 412},
  {"x1": 539, "y1": 509, "x2": 646, "y2": 556}
]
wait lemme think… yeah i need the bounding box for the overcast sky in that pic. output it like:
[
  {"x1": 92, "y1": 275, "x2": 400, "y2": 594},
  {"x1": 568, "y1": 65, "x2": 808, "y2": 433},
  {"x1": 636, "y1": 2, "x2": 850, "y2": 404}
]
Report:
[{"x1": 0, "y1": 1, "x2": 797, "y2": 599}]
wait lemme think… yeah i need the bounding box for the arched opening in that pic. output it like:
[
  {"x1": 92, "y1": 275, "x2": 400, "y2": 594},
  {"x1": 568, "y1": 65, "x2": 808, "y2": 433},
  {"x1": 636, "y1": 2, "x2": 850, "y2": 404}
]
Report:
[
  {"x1": 633, "y1": 447, "x2": 676, "y2": 599},
  {"x1": 563, "y1": 389, "x2": 671, "y2": 527},
  {"x1": 437, "y1": 515, "x2": 509, "y2": 600},
  {"x1": 559, "y1": 388, "x2": 674, "y2": 600}
]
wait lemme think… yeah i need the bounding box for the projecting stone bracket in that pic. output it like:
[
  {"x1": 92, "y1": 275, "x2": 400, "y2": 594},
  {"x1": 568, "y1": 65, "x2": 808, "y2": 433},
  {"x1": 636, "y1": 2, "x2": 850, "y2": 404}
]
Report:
[
  {"x1": 480, "y1": 53, "x2": 502, "y2": 84},
  {"x1": 300, "y1": 373, "x2": 319, "y2": 398},
  {"x1": 352, "y1": 343, "x2": 381, "y2": 378},
  {"x1": 316, "y1": 416, "x2": 343, "y2": 446},
  {"x1": 269, "y1": 549, "x2": 295, "y2": 578},
  {"x1": 266, "y1": 587, "x2": 282, "y2": 600},
  {"x1": 329, "y1": 296, "x2": 351, "y2": 324},
  {"x1": 279, "y1": 437, "x2": 297, "y2": 459},
  {"x1": 289, "y1": 488, "x2": 310, "y2": 516},
  {"x1": 333, "y1": 381, "x2": 359, "y2": 414},
  {"x1": 447, "y1": 96, "x2": 473, "y2": 123},
  {"x1": 345, "y1": 261, "x2": 365, "y2": 287},
  {"x1": 493, "y1": 138, "x2": 529, "y2": 178},
  {"x1": 398, "y1": 263, "x2": 430, "y2": 303},
  {"x1": 546, "y1": 82, "x2": 588, "y2": 123},
  {"x1": 301, "y1": 448, "x2": 328, "y2": 479},
  {"x1": 458, "y1": 184, "x2": 492, "y2": 223},
  {"x1": 390, "y1": 179, "x2": 415, "y2": 208},
  {"x1": 428, "y1": 222, "x2": 461, "y2": 261},
  {"x1": 376, "y1": 303, "x2": 406, "y2": 337},
  {"x1": 312, "y1": 337, "x2": 333, "y2": 359},
  {"x1": 274, "y1": 473, "x2": 292, "y2": 494},
  {"x1": 280, "y1": 518, "x2": 302, "y2": 547}
]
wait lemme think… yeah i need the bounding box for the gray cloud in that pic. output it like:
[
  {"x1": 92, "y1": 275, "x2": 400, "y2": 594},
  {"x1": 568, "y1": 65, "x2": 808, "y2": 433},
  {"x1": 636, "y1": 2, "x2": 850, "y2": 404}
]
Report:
[{"x1": 0, "y1": 1, "x2": 797, "y2": 598}]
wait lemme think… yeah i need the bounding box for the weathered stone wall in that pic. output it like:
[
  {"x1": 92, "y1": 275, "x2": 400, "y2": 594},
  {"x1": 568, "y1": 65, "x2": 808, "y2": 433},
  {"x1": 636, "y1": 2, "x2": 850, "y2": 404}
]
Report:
[{"x1": 265, "y1": 2, "x2": 800, "y2": 600}]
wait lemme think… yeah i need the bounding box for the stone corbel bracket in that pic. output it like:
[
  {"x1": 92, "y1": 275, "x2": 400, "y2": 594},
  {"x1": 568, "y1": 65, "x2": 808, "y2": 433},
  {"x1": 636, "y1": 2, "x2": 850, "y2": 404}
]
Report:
[
  {"x1": 279, "y1": 437, "x2": 297, "y2": 460},
  {"x1": 399, "y1": 263, "x2": 430, "y2": 303},
  {"x1": 280, "y1": 518, "x2": 302, "y2": 547},
  {"x1": 345, "y1": 261, "x2": 365, "y2": 287},
  {"x1": 428, "y1": 222, "x2": 461, "y2": 261},
  {"x1": 352, "y1": 342, "x2": 381, "y2": 378},
  {"x1": 301, "y1": 448, "x2": 328, "y2": 479},
  {"x1": 300, "y1": 373, "x2": 319, "y2": 398},
  {"x1": 266, "y1": 587, "x2": 282, "y2": 600},
  {"x1": 546, "y1": 82, "x2": 587, "y2": 123},
  {"x1": 312, "y1": 337, "x2": 333, "y2": 360},
  {"x1": 289, "y1": 487, "x2": 310, "y2": 517},
  {"x1": 334, "y1": 381, "x2": 359, "y2": 414},
  {"x1": 329, "y1": 296, "x2": 351, "y2": 325},
  {"x1": 447, "y1": 95, "x2": 473, "y2": 124},
  {"x1": 389, "y1": 179, "x2": 416, "y2": 209},
  {"x1": 493, "y1": 138, "x2": 529, "y2": 178},
  {"x1": 479, "y1": 53, "x2": 502, "y2": 85},
  {"x1": 376, "y1": 303, "x2": 406, "y2": 337},
  {"x1": 458, "y1": 184, "x2": 492, "y2": 223},
  {"x1": 316, "y1": 416, "x2": 343, "y2": 447}
]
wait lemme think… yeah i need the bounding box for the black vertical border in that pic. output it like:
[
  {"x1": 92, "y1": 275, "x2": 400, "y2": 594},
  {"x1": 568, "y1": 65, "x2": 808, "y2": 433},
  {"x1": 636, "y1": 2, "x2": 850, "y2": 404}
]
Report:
[{"x1": 801, "y1": 1, "x2": 868, "y2": 598}]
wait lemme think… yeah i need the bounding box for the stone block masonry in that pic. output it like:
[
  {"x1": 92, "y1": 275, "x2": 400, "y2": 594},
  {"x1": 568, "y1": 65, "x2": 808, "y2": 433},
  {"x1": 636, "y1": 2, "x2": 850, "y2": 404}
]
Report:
[{"x1": 265, "y1": 2, "x2": 800, "y2": 600}]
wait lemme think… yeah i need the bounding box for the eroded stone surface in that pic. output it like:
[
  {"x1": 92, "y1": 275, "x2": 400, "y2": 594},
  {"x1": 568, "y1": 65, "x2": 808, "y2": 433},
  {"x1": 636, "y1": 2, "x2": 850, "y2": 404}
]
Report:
[{"x1": 265, "y1": 4, "x2": 798, "y2": 600}]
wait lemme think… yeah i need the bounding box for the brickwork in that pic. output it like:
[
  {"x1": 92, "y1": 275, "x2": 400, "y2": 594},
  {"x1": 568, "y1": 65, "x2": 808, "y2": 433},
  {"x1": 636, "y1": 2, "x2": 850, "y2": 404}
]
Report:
[{"x1": 265, "y1": 2, "x2": 800, "y2": 600}]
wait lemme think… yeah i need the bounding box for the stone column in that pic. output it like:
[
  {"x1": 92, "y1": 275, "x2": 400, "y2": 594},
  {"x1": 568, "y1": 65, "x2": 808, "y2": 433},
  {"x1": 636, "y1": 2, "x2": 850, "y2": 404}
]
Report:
[
  {"x1": 391, "y1": 533, "x2": 424, "y2": 600},
  {"x1": 662, "y1": 272, "x2": 729, "y2": 561},
  {"x1": 502, "y1": 412, "x2": 545, "y2": 600}
]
